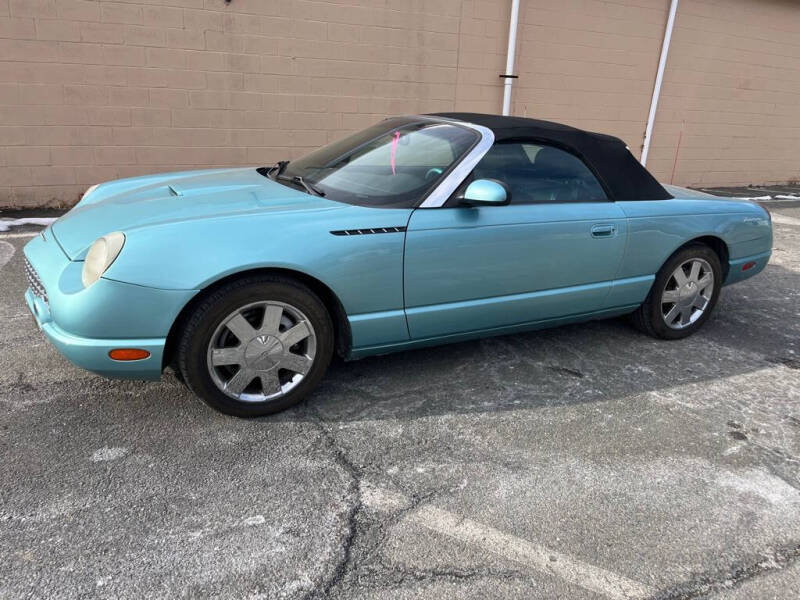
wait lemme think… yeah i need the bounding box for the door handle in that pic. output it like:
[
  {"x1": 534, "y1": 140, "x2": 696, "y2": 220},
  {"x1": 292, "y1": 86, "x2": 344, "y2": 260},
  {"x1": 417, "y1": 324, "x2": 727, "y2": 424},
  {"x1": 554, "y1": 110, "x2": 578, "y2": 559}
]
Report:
[{"x1": 591, "y1": 224, "x2": 616, "y2": 238}]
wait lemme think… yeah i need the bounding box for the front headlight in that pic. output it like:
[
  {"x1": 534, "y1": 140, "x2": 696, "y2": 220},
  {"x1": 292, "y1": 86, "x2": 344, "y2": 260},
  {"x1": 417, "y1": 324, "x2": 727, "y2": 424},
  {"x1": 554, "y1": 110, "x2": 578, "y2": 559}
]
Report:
[{"x1": 82, "y1": 232, "x2": 125, "y2": 288}]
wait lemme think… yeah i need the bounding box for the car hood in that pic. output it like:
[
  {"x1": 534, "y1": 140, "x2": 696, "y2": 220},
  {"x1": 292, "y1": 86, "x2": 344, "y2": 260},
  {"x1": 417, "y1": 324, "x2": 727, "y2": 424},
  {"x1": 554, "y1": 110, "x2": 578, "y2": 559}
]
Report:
[{"x1": 52, "y1": 168, "x2": 343, "y2": 259}]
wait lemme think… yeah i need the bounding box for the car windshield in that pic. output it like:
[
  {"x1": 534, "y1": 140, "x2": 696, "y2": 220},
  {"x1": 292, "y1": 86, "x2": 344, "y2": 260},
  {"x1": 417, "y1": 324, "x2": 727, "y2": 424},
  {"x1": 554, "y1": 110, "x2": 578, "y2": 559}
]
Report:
[{"x1": 279, "y1": 117, "x2": 479, "y2": 208}]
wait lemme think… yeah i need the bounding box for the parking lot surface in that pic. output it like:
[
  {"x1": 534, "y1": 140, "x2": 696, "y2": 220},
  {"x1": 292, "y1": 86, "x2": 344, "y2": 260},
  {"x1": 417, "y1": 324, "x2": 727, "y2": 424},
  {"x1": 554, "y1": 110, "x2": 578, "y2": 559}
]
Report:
[{"x1": 1, "y1": 202, "x2": 799, "y2": 599}]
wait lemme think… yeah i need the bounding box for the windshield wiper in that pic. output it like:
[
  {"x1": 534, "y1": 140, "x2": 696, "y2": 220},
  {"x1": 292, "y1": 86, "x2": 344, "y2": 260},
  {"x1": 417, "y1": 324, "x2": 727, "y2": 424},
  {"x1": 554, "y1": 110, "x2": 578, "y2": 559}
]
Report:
[
  {"x1": 278, "y1": 174, "x2": 325, "y2": 197},
  {"x1": 266, "y1": 160, "x2": 290, "y2": 179},
  {"x1": 266, "y1": 160, "x2": 325, "y2": 196}
]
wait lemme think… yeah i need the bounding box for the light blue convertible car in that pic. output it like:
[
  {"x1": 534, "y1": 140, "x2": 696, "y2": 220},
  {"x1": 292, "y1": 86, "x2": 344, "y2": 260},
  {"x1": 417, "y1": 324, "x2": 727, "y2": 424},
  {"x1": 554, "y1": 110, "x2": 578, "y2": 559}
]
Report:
[{"x1": 24, "y1": 113, "x2": 772, "y2": 416}]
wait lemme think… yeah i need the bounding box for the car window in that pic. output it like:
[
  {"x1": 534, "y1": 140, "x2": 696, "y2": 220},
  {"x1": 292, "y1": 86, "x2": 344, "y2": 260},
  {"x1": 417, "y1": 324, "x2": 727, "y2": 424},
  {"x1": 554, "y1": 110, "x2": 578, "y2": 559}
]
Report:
[
  {"x1": 282, "y1": 119, "x2": 478, "y2": 208},
  {"x1": 472, "y1": 142, "x2": 608, "y2": 204}
]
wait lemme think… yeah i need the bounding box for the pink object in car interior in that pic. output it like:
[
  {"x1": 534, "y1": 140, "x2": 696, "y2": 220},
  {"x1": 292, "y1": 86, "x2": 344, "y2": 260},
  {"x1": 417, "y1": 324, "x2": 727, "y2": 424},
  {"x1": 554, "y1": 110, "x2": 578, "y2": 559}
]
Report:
[{"x1": 391, "y1": 131, "x2": 400, "y2": 175}]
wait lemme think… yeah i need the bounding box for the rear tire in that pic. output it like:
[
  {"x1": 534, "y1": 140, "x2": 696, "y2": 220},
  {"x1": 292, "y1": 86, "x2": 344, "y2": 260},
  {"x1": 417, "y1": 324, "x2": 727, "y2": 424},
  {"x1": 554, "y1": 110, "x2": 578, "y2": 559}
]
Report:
[
  {"x1": 177, "y1": 275, "x2": 334, "y2": 417},
  {"x1": 632, "y1": 244, "x2": 722, "y2": 340}
]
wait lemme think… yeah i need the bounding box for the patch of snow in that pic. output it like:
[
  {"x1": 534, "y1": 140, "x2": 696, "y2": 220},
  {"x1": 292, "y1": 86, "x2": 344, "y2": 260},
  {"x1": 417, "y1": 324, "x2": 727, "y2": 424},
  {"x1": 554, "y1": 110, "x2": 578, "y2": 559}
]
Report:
[
  {"x1": 728, "y1": 194, "x2": 800, "y2": 202},
  {"x1": 90, "y1": 447, "x2": 129, "y2": 462},
  {"x1": 0, "y1": 217, "x2": 57, "y2": 232}
]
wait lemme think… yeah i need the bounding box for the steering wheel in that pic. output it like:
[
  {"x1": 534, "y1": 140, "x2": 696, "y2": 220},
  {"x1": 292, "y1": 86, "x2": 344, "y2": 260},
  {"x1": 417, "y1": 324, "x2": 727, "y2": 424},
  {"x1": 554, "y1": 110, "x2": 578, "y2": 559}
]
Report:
[{"x1": 425, "y1": 167, "x2": 444, "y2": 181}]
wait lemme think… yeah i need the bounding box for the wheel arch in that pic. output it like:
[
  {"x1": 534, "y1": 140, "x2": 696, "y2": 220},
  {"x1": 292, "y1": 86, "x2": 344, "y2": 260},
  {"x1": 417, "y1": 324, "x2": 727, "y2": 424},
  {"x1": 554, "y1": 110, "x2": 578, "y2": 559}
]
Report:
[
  {"x1": 676, "y1": 235, "x2": 730, "y2": 281},
  {"x1": 162, "y1": 267, "x2": 352, "y2": 371}
]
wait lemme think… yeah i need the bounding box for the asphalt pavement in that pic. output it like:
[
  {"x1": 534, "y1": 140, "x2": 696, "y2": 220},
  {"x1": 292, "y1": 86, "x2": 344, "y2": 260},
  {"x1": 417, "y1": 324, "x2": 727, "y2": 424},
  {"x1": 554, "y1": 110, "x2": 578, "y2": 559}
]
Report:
[{"x1": 1, "y1": 201, "x2": 799, "y2": 599}]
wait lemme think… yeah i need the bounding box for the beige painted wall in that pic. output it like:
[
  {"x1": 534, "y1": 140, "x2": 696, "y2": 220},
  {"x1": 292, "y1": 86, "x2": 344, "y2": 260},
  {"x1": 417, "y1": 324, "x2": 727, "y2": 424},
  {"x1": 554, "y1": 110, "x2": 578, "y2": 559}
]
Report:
[
  {"x1": 514, "y1": 0, "x2": 670, "y2": 158},
  {"x1": 646, "y1": 0, "x2": 800, "y2": 187},
  {"x1": 0, "y1": 0, "x2": 798, "y2": 208}
]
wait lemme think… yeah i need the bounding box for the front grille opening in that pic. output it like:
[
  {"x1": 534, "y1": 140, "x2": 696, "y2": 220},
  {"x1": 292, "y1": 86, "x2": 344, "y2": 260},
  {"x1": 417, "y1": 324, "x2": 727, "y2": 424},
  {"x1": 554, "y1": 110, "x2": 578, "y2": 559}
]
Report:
[{"x1": 24, "y1": 257, "x2": 48, "y2": 305}]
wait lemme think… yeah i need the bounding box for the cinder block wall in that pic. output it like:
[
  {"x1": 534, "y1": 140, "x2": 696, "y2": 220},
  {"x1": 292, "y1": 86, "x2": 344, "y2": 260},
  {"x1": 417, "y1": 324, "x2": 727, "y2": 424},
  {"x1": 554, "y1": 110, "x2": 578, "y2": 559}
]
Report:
[
  {"x1": 1, "y1": 0, "x2": 799, "y2": 208},
  {"x1": 0, "y1": 0, "x2": 510, "y2": 207},
  {"x1": 514, "y1": 0, "x2": 670, "y2": 158},
  {"x1": 512, "y1": 0, "x2": 800, "y2": 188},
  {"x1": 646, "y1": 0, "x2": 800, "y2": 187}
]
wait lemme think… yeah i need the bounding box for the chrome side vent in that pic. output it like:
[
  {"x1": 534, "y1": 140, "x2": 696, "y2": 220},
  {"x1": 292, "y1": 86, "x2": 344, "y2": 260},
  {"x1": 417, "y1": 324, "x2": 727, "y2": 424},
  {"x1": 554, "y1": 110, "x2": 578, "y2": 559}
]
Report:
[{"x1": 330, "y1": 226, "x2": 406, "y2": 236}]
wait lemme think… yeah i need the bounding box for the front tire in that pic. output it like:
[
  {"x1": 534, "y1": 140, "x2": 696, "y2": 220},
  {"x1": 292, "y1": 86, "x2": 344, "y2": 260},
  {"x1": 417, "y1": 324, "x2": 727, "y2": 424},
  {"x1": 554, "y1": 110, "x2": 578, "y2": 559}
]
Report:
[
  {"x1": 177, "y1": 276, "x2": 334, "y2": 417},
  {"x1": 632, "y1": 244, "x2": 722, "y2": 340}
]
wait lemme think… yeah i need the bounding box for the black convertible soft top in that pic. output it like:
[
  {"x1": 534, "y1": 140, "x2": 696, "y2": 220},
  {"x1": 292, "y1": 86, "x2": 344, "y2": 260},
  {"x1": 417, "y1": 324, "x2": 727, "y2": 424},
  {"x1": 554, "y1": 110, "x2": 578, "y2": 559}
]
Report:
[{"x1": 429, "y1": 112, "x2": 672, "y2": 201}]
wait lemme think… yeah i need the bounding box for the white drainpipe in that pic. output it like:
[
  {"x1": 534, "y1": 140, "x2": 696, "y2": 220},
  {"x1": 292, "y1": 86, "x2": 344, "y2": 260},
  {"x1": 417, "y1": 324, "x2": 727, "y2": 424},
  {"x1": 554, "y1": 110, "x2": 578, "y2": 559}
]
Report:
[
  {"x1": 501, "y1": 0, "x2": 521, "y2": 116},
  {"x1": 641, "y1": 0, "x2": 679, "y2": 166}
]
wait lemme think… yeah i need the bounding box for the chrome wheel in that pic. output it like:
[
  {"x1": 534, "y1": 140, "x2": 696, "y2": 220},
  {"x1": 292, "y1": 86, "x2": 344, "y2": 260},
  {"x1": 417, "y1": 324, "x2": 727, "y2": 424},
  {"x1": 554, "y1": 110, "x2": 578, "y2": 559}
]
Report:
[
  {"x1": 206, "y1": 301, "x2": 316, "y2": 402},
  {"x1": 661, "y1": 258, "x2": 714, "y2": 330}
]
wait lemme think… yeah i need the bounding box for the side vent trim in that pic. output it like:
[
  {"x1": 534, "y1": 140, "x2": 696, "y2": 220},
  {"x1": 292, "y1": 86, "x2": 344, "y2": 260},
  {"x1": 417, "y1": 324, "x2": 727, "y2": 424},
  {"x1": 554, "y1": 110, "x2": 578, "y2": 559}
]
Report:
[{"x1": 331, "y1": 227, "x2": 407, "y2": 236}]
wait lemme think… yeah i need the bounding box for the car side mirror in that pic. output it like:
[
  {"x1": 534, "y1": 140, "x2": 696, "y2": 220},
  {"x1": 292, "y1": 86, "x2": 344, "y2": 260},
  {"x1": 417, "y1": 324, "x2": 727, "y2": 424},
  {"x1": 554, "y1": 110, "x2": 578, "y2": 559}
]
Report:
[{"x1": 460, "y1": 179, "x2": 510, "y2": 206}]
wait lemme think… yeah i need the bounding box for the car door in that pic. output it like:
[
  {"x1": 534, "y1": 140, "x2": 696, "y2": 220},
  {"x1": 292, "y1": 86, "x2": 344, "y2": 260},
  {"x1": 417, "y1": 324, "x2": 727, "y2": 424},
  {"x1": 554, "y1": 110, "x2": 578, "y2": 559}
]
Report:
[{"x1": 403, "y1": 141, "x2": 628, "y2": 339}]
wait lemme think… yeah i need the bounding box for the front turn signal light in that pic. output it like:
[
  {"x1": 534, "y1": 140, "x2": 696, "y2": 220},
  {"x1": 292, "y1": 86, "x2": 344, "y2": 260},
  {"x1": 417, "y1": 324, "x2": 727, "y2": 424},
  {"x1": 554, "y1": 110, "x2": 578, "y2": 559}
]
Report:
[{"x1": 109, "y1": 349, "x2": 151, "y2": 361}]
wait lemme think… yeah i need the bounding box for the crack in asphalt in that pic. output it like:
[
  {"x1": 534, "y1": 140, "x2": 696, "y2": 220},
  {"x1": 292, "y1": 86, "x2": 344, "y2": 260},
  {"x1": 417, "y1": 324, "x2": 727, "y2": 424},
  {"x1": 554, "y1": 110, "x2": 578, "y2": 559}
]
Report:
[
  {"x1": 302, "y1": 408, "x2": 363, "y2": 600},
  {"x1": 547, "y1": 365, "x2": 585, "y2": 378},
  {"x1": 371, "y1": 562, "x2": 528, "y2": 588},
  {"x1": 300, "y1": 407, "x2": 461, "y2": 599},
  {"x1": 651, "y1": 541, "x2": 800, "y2": 599},
  {"x1": 352, "y1": 486, "x2": 440, "y2": 571}
]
